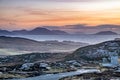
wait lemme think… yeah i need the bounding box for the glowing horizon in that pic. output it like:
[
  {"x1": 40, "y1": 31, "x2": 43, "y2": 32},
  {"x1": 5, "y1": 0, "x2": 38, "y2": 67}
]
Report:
[{"x1": 0, "y1": 0, "x2": 120, "y2": 33}]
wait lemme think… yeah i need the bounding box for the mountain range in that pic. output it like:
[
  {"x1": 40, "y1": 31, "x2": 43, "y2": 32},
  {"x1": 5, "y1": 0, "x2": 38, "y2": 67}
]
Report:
[
  {"x1": 0, "y1": 27, "x2": 119, "y2": 35},
  {"x1": 0, "y1": 53, "x2": 67, "y2": 63},
  {"x1": 0, "y1": 27, "x2": 68, "y2": 35}
]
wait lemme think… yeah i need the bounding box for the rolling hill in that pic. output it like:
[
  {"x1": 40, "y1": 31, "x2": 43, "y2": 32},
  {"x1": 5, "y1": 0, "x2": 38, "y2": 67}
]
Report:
[{"x1": 0, "y1": 36, "x2": 88, "y2": 55}]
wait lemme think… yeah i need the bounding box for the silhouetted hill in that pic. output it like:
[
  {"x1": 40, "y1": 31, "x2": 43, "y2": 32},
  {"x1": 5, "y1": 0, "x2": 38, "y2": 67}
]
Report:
[
  {"x1": 0, "y1": 29, "x2": 12, "y2": 35},
  {"x1": 12, "y1": 27, "x2": 68, "y2": 35},
  {"x1": 0, "y1": 27, "x2": 68, "y2": 35},
  {"x1": 28, "y1": 27, "x2": 54, "y2": 35},
  {"x1": 95, "y1": 31, "x2": 118, "y2": 35}
]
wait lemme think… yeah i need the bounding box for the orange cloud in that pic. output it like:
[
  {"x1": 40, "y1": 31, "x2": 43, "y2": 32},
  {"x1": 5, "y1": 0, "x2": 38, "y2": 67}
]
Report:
[{"x1": 0, "y1": 0, "x2": 120, "y2": 30}]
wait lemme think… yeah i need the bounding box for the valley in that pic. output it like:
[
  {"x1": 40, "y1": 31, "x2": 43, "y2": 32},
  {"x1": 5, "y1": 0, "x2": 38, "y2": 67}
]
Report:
[{"x1": 0, "y1": 37, "x2": 120, "y2": 80}]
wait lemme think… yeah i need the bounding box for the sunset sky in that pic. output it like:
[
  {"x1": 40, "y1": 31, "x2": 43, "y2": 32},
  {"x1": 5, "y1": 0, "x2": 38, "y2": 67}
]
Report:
[{"x1": 0, "y1": 0, "x2": 120, "y2": 33}]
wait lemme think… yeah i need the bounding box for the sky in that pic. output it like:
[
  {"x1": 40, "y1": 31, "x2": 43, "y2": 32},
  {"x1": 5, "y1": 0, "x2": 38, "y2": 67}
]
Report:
[{"x1": 0, "y1": 0, "x2": 120, "y2": 33}]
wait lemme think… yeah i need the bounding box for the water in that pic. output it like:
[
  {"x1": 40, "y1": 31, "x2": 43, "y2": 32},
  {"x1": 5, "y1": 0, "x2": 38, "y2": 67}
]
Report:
[
  {"x1": 11, "y1": 69, "x2": 100, "y2": 80},
  {"x1": 9, "y1": 34, "x2": 120, "y2": 44}
]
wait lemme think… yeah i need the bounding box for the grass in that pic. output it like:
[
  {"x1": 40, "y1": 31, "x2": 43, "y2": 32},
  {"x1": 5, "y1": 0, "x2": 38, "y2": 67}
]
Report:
[
  {"x1": 44, "y1": 68, "x2": 66, "y2": 74},
  {"x1": 0, "y1": 73, "x2": 26, "y2": 79}
]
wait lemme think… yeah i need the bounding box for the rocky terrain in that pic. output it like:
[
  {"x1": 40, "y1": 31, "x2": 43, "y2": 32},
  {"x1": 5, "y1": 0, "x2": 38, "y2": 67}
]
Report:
[
  {"x1": 0, "y1": 53, "x2": 68, "y2": 64},
  {"x1": 65, "y1": 40, "x2": 120, "y2": 61}
]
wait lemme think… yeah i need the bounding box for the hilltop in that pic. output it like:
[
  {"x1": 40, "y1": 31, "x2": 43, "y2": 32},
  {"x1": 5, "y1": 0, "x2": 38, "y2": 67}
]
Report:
[
  {"x1": 95, "y1": 31, "x2": 118, "y2": 35},
  {"x1": 65, "y1": 40, "x2": 120, "y2": 61}
]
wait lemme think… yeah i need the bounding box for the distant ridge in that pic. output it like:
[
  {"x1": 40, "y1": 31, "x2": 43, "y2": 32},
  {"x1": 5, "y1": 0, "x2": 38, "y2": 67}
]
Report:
[
  {"x1": 0, "y1": 29, "x2": 12, "y2": 35},
  {"x1": 0, "y1": 27, "x2": 68, "y2": 35},
  {"x1": 94, "y1": 31, "x2": 118, "y2": 35}
]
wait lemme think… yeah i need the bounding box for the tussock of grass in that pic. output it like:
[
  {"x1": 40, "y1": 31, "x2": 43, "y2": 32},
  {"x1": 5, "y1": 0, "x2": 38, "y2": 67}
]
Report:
[{"x1": 0, "y1": 73, "x2": 26, "y2": 79}]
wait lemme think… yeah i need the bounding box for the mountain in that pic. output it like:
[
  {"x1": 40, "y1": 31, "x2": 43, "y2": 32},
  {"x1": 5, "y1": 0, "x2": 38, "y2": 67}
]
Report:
[
  {"x1": 28, "y1": 27, "x2": 68, "y2": 35},
  {"x1": 95, "y1": 31, "x2": 118, "y2": 35},
  {"x1": 0, "y1": 36, "x2": 88, "y2": 55},
  {"x1": 65, "y1": 40, "x2": 120, "y2": 61},
  {"x1": 28, "y1": 27, "x2": 55, "y2": 35},
  {"x1": 0, "y1": 27, "x2": 68, "y2": 35},
  {"x1": 0, "y1": 29, "x2": 12, "y2": 35},
  {"x1": 12, "y1": 27, "x2": 68, "y2": 35}
]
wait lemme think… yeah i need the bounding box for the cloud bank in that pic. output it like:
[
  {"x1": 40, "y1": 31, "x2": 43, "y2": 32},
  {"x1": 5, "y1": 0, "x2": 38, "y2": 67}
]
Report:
[{"x1": 43, "y1": 24, "x2": 120, "y2": 34}]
